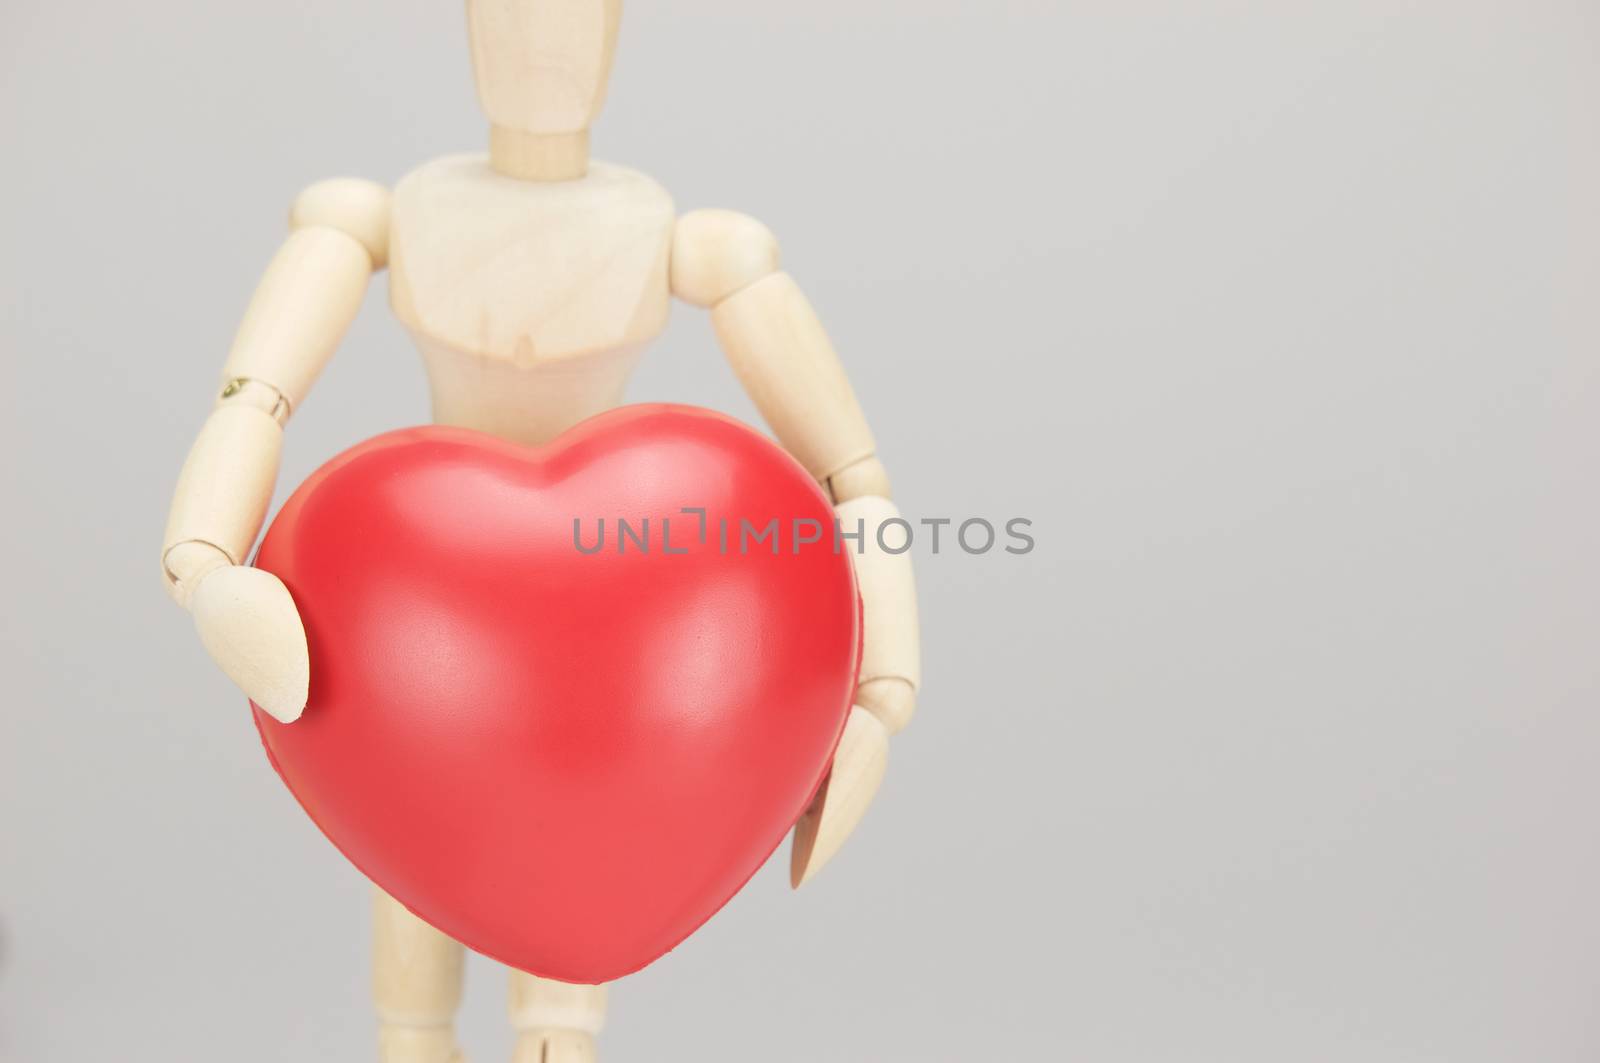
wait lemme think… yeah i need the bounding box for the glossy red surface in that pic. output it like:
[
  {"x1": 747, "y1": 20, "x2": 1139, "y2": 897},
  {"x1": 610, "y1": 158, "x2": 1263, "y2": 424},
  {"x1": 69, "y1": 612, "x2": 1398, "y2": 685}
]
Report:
[{"x1": 252, "y1": 405, "x2": 860, "y2": 983}]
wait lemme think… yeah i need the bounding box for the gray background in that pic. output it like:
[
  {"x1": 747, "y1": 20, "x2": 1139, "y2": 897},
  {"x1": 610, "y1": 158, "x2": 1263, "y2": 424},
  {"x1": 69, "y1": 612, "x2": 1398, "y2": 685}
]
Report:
[{"x1": 3, "y1": 1, "x2": 1598, "y2": 1060}]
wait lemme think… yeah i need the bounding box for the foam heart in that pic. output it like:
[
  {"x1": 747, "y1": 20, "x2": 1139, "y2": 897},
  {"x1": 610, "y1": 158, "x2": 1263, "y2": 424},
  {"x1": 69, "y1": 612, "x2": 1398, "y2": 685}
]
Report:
[{"x1": 252, "y1": 404, "x2": 860, "y2": 983}]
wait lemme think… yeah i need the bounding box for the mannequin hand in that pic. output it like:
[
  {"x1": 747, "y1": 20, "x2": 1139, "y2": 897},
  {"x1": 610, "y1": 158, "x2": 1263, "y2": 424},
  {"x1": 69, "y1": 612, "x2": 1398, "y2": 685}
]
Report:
[
  {"x1": 189, "y1": 565, "x2": 310, "y2": 723},
  {"x1": 789, "y1": 680, "x2": 916, "y2": 888}
]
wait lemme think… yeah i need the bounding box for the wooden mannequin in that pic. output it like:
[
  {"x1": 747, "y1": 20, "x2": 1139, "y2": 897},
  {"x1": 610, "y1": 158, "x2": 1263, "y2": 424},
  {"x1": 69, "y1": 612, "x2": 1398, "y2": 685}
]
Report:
[{"x1": 161, "y1": 3, "x2": 919, "y2": 1060}]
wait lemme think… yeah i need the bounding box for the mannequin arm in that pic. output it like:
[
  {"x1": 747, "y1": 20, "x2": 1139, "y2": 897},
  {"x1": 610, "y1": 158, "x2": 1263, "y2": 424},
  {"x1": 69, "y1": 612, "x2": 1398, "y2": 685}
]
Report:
[
  {"x1": 161, "y1": 178, "x2": 390, "y2": 720},
  {"x1": 670, "y1": 209, "x2": 922, "y2": 886}
]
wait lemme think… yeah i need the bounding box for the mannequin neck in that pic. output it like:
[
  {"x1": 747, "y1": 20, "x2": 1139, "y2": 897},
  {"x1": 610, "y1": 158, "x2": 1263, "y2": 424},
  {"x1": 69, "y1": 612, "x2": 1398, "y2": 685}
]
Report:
[{"x1": 489, "y1": 126, "x2": 590, "y2": 181}]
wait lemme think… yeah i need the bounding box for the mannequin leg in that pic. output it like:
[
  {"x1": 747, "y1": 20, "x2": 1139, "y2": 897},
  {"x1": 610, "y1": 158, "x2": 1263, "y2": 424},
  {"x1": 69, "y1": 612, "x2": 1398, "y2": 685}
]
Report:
[
  {"x1": 508, "y1": 971, "x2": 607, "y2": 1063},
  {"x1": 373, "y1": 886, "x2": 468, "y2": 1063}
]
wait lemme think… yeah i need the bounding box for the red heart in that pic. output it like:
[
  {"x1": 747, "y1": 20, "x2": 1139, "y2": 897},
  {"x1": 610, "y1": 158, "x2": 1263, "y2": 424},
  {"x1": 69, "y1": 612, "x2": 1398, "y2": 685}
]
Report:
[{"x1": 251, "y1": 405, "x2": 860, "y2": 983}]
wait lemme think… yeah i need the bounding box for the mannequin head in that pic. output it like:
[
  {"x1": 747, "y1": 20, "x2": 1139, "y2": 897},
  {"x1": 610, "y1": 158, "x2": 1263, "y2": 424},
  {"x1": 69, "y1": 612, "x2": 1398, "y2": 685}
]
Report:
[{"x1": 466, "y1": 0, "x2": 622, "y2": 180}]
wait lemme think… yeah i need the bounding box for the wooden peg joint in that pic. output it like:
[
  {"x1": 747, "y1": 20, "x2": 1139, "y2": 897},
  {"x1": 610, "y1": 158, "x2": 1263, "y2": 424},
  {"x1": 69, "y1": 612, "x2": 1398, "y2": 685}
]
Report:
[
  {"x1": 160, "y1": 539, "x2": 233, "y2": 606},
  {"x1": 827, "y1": 455, "x2": 893, "y2": 503},
  {"x1": 857, "y1": 676, "x2": 917, "y2": 734},
  {"x1": 217, "y1": 376, "x2": 291, "y2": 424},
  {"x1": 670, "y1": 210, "x2": 781, "y2": 308}
]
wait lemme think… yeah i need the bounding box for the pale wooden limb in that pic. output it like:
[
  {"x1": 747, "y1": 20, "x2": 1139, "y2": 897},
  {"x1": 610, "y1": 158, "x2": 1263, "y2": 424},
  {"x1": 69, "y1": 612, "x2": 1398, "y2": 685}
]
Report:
[
  {"x1": 221, "y1": 225, "x2": 372, "y2": 411},
  {"x1": 161, "y1": 399, "x2": 309, "y2": 722},
  {"x1": 161, "y1": 403, "x2": 283, "y2": 600},
  {"x1": 706, "y1": 270, "x2": 877, "y2": 484},
  {"x1": 374, "y1": 886, "x2": 468, "y2": 1063},
  {"x1": 162, "y1": 186, "x2": 383, "y2": 722},
  {"x1": 790, "y1": 706, "x2": 890, "y2": 888},
  {"x1": 791, "y1": 495, "x2": 921, "y2": 884},
  {"x1": 508, "y1": 973, "x2": 606, "y2": 1063},
  {"x1": 676, "y1": 212, "x2": 918, "y2": 884},
  {"x1": 836, "y1": 494, "x2": 922, "y2": 732},
  {"x1": 674, "y1": 212, "x2": 875, "y2": 482}
]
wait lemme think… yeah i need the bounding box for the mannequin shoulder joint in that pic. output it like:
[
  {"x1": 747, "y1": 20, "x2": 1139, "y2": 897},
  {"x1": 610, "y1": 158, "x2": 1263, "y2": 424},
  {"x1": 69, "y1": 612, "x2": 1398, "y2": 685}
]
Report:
[
  {"x1": 290, "y1": 178, "x2": 392, "y2": 268},
  {"x1": 671, "y1": 209, "x2": 781, "y2": 308}
]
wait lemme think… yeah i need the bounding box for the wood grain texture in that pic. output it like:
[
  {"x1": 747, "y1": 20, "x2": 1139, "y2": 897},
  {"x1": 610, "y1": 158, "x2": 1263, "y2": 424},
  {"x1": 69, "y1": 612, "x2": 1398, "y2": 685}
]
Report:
[
  {"x1": 389, "y1": 156, "x2": 674, "y2": 365},
  {"x1": 467, "y1": 0, "x2": 621, "y2": 138}
]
